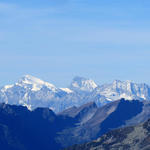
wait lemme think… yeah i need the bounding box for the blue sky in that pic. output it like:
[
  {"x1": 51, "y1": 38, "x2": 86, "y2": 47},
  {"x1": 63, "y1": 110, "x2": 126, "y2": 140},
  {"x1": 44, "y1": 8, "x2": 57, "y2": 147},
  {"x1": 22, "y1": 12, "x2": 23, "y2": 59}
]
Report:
[{"x1": 1, "y1": 0, "x2": 150, "y2": 87}]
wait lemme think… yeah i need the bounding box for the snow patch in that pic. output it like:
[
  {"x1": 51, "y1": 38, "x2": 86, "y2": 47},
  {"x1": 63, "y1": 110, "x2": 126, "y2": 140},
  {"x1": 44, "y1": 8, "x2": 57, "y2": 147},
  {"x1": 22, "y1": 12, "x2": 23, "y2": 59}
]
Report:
[{"x1": 60, "y1": 88, "x2": 73, "y2": 93}]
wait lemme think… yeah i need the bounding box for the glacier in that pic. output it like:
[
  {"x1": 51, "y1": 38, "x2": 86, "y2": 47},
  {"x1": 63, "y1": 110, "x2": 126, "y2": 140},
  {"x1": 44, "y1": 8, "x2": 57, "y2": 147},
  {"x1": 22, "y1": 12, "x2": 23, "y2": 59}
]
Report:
[{"x1": 0, "y1": 75, "x2": 150, "y2": 112}]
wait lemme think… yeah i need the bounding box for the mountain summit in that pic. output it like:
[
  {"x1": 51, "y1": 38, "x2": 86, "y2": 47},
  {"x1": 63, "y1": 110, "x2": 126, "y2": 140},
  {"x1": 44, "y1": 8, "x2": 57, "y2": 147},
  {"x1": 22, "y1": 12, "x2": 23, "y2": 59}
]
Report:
[
  {"x1": 70, "y1": 76, "x2": 97, "y2": 92},
  {"x1": 17, "y1": 75, "x2": 57, "y2": 92},
  {"x1": 96, "y1": 79, "x2": 150, "y2": 101}
]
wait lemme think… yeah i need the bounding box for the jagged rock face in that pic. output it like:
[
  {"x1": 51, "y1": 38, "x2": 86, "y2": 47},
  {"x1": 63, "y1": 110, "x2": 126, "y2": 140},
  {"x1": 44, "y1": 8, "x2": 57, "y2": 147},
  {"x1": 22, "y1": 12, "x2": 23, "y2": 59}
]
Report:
[
  {"x1": 64, "y1": 119, "x2": 150, "y2": 150},
  {"x1": 92, "y1": 80, "x2": 150, "y2": 104},
  {"x1": 0, "y1": 75, "x2": 150, "y2": 113}
]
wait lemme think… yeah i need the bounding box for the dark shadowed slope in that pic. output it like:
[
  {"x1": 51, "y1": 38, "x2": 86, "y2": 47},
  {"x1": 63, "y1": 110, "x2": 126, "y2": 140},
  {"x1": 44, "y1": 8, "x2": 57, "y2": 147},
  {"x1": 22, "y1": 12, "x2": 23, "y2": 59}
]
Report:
[
  {"x1": 64, "y1": 118, "x2": 150, "y2": 150},
  {"x1": 57, "y1": 99, "x2": 145, "y2": 147},
  {"x1": 99, "y1": 99, "x2": 143, "y2": 136},
  {"x1": 0, "y1": 103, "x2": 75, "y2": 150}
]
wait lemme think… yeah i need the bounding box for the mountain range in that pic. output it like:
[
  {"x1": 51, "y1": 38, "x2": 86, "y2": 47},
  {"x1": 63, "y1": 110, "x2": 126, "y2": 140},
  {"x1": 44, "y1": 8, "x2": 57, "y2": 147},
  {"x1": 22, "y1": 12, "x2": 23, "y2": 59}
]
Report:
[
  {"x1": 57, "y1": 99, "x2": 150, "y2": 148},
  {"x1": 0, "y1": 75, "x2": 150, "y2": 112},
  {"x1": 1, "y1": 99, "x2": 150, "y2": 149}
]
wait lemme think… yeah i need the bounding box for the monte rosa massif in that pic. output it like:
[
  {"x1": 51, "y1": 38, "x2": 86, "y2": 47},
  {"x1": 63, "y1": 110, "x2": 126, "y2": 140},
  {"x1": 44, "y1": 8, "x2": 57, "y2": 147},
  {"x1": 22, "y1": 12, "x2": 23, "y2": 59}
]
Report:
[{"x1": 0, "y1": 75, "x2": 150, "y2": 112}]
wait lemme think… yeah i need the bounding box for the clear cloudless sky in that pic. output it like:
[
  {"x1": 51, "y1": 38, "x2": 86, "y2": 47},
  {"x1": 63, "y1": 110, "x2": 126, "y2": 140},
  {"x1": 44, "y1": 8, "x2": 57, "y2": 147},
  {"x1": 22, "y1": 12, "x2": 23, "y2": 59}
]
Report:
[{"x1": 1, "y1": 0, "x2": 150, "y2": 87}]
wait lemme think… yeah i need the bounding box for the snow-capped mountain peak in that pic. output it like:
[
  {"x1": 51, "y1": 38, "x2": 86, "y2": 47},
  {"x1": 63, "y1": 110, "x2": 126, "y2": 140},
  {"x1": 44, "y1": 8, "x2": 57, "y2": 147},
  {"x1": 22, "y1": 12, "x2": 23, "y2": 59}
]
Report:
[
  {"x1": 70, "y1": 76, "x2": 98, "y2": 92},
  {"x1": 19, "y1": 75, "x2": 45, "y2": 85},
  {"x1": 95, "y1": 79, "x2": 150, "y2": 102},
  {"x1": 17, "y1": 75, "x2": 56, "y2": 91},
  {"x1": 1, "y1": 75, "x2": 150, "y2": 113}
]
